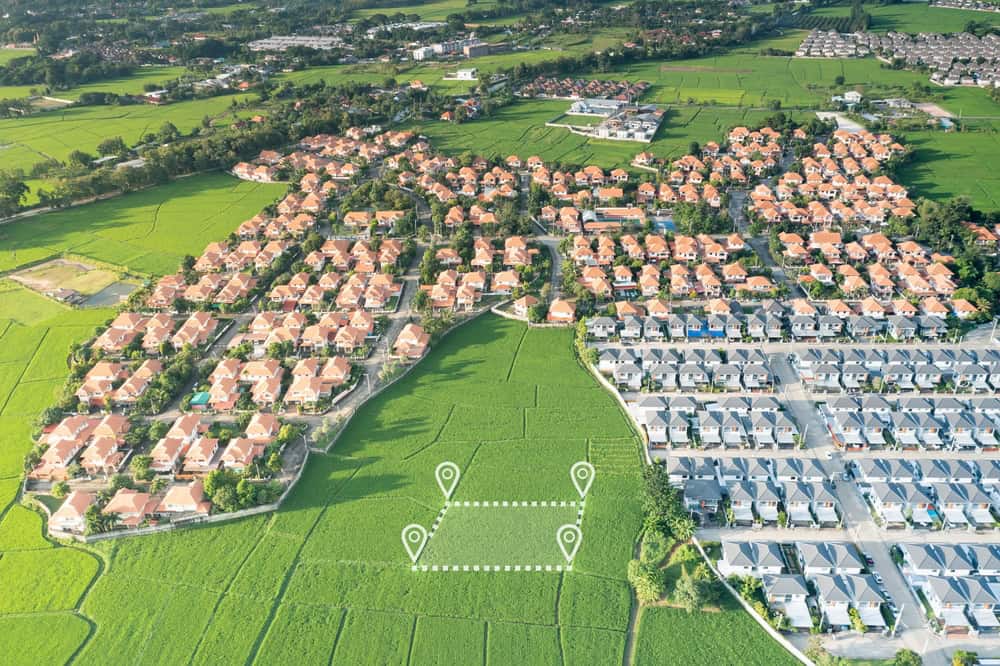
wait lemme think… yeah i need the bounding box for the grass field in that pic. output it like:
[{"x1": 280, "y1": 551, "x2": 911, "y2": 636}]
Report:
[
  {"x1": 0, "y1": 47, "x2": 34, "y2": 66},
  {"x1": 419, "y1": 503, "x2": 582, "y2": 567},
  {"x1": 409, "y1": 99, "x2": 800, "y2": 167},
  {"x1": 11, "y1": 258, "x2": 121, "y2": 296},
  {"x1": 351, "y1": 0, "x2": 501, "y2": 21},
  {"x1": 275, "y1": 28, "x2": 632, "y2": 95},
  {"x1": 0, "y1": 173, "x2": 284, "y2": 276},
  {"x1": 897, "y1": 126, "x2": 1000, "y2": 209},
  {"x1": 809, "y1": 1, "x2": 1000, "y2": 33},
  {"x1": 586, "y1": 34, "x2": 1000, "y2": 115},
  {"x1": 0, "y1": 307, "x2": 795, "y2": 664},
  {"x1": 0, "y1": 93, "x2": 253, "y2": 174},
  {"x1": 56, "y1": 66, "x2": 190, "y2": 101}
]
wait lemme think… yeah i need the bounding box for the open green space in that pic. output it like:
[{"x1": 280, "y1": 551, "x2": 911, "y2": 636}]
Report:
[
  {"x1": 0, "y1": 93, "x2": 253, "y2": 174},
  {"x1": 55, "y1": 66, "x2": 190, "y2": 101},
  {"x1": 809, "y1": 1, "x2": 1000, "y2": 33},
  {"x1": 587, "y1": 34, "x2": 999, "y2": 115},
  {"x1": 409, "y1": 98, "x2": 799, "y2": 167},
  {"x1": 0, "y1": 47, "x2": 34, "y2": 65},
  {"x1": 419, "y1": 504, "x2": 581, "y2": 567},
  {"x1": 351, "y1": 0, "x2": 502, "y2": 21},
  {"x1": 0, "y1": 65, "x2": 188, "y2": 103},
  {"x1": 0, "y1": 299, "x2": 798, "y2": 663},
  {"x1": 635, "y1": 604, "x2": 799, "y2": 665},
  {"x1": 276, "y1": 28, "x2": 631, "y2": 95},
  {"x1": 0, "y1": 173, "x2": 283, "y2": 275},
  {"x1": 897, "y1": 126, "x2": 1000, "y2": 210}
]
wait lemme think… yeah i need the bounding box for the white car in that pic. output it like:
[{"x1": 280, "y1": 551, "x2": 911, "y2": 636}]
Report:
[{"x1": 873, "y1": 572, "x2": 883, "y2": 584}]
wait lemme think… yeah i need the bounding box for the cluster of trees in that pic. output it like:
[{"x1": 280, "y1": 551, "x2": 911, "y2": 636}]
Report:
[
  {"x1": 626, "y1": 462, "x2": 706, "y2": 606},
  {"x1": 0, "y1": 51, "x2": 133, "y2": 89}
]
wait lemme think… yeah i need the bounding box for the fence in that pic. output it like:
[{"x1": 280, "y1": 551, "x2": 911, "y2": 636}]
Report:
[
  {"x1": 311, "y1": 305, "x2": 500, "y2": 453},
  {"x1": 49, "y1": 444, "x2": 311, "y2": 543}
]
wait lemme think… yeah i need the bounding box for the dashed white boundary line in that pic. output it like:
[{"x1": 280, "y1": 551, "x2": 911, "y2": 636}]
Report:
[{"x1": 412, "y1": 499, "x2": 586, "y2": 572}]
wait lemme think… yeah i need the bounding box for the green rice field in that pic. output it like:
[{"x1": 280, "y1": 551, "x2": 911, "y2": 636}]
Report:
[
  {"x1": 587, "y1": 34, "x2": 1000, "y2": 115},
  {"x1": 409, "y1": 99, "x2": 800, "y2": 168},
  {"x1": 0, "y1": 294, "x2": 797, "y2": 663},
  {"x1": 0, "y1": 93, "x2": 254, "y2": 173},
  {"x1": 898, "y1": 125, "x2": 1000, "y2": 209},
  {"x1": 0, "y1": 173, "x2": 284, "y2": 275},
  {"x1": 351, "y1": 0, "x2": 502, "y2": 21},
  {"x1": 419, "y1": 503, "x2": 582, "y2": 567},
  {"x1": 808, "y1": 1, "x2": 1000, "y2": 33}
]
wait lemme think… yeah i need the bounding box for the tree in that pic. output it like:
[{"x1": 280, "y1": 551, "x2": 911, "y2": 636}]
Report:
[
  {"x1": 892, "y1": 649, "x2": 922, "y2": 666},
  {"x1": 97, "y1": 136, "x2": 127, "y2": 156},
  {"x1": 411, "y1": 289, "x2": 429, "y2": 312},
  {"x1": 952, "y1": 651, "x2": 977, "y2": 666},
  {"x1": 0, "y1": 174, "x2": 29, "y2": 217},
  {"x1": 157, "y1": 121, "x2": 180, "y2": 144},
  {"x1": 130, "y1": 455, "x2": 154, "y2": 482},
  {"x1": 84, "y1": 504, "x2": 116, "y2": 534},
  {"x1": 68, "y1": 150, "x2": 93, "y2": 167},
  {"x1": 527, "y1": 303, "x2": 547, "y2": 323},
  {"x1": 674, "y1": 564, "x2": 707, "y2": 613},
  {"x1": 212, "y1": 484, "x2": 238, "y2": 512},
  {"x1": 266, "y1": 450, "x2": 282, "y2": 475},
  {"x1": 834, "y1": 75, "x2": 845, "y2": 86},
  {"x1": 627, "y1": 559, "x2": 665, "y2": 604},
  {"x1": 52, "y1": 481, "x2": 70, "y2": 498}
]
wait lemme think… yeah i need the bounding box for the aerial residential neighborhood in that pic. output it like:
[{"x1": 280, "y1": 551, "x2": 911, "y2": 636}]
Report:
[{"x1": 1, "y1": 0, "x2": 1000, "y2": 664}]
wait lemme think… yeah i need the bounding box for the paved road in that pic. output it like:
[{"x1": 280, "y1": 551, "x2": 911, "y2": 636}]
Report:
[{"x1": 679, "y1": 346, "x2": 1000, "y2": 664}]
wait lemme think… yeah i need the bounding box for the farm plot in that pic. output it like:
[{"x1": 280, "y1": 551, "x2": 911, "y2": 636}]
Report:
[
  {"x1": 0, "y1": 94, "x2": 254, "y2": 174},
  {"x1": 635, "y1": 604, "x2": 801, "y2": 665},
  {"x1": 808, "y1": 1, "x2": 1000, "y2": 33},
  {"x1": 409, "y1": 99, "x2": 798, "y2": 168},
  {"x1": 0, "y1": 614, "x2": 91, "y2": 665},
  {"x1": 0, "y1": 313, "x2": 793, "y2": 664},
  {"x1": 10, "y1": 258, "x2": 121, "y2": 297},
  {"x1": 0, "y1": 174, "x2": 284, "y2": 275},
  {"x1": 418, "y1": 503, "x2": 582, "y2": 569},
  {"x1": 897, "y1": 126, "x2": 1000, "y2": 210}
]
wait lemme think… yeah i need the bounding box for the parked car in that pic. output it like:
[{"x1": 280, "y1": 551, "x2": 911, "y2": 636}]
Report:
[{"x1": 873, "y1": 572, "x2": 883, "y2": 584}]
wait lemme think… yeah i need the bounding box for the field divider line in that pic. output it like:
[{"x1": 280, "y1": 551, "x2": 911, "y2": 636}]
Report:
[
  {"x1": 0, "y1": 326, "x2": 47, "y2": 416},
  {"x1": 245, "y1": 464, "x2": 366, "y2": 666},
  {"x1": 325, "y1": 608, "x2": 348, "y2": 666},
  {"x1": 187, "y1": 516, "x2": 274, "y2": 664},
  {"x1": 413, "y1": 564, "x2": 572, "y2": 573},
  {"x1": 405, "y1": 615, "x2": 418, "y2": 666},
  {"x1": 131, "y1": 586, "x2": 180, "y2": 665},
  {"x1": 504, "y1": 326, "x2": 529, "y2": 382}
]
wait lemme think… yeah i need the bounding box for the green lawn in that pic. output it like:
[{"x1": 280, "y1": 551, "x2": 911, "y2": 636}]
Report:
[
  {"x1": 0, "y1": 309, "x2": 796, "y2": 664},
  {"x1": 0, "y1": 173, "x2": 284, "y2": 276},
  {"x1": 587, "y1": 35, "x2": 999, "y2": 115},
  {"x1": 419, "y1": 504, "x2": 581, "y2": 567},
  {"x1": 408, "y1": 98, "x2": 800, "y2": 168},
  {"x1": 0, "y1": 93, "x2": 253, "y2": 173},
  {"x1": 897, "y1": 126, "x2": 1000, "y2": 210},
  {"x1": 810, "y1": 1, "x2": 1000, "y2": 33},
  {"x1": 351, "y1": 0, "x2": 501, "y2": 21},
  {"x1": 0, "y1": 47, "x2": 34, "y2": 66}
]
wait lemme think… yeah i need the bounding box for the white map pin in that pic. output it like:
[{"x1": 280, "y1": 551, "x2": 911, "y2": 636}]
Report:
[
  {"x1": 402, "y1": 524, "x2": 428, "y2": 563},
  {"x1": 557, "y1": 524, "x2": 583, "y2": 563},
  {"x1": 570, "y1": 461, "x2": 595, "y2": 499},
  {"x1": 435, "y1": 461, "x2": 460, "y2": 500}
]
